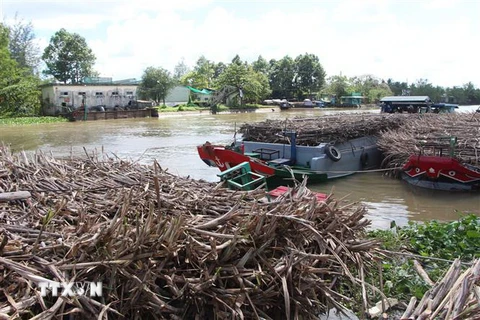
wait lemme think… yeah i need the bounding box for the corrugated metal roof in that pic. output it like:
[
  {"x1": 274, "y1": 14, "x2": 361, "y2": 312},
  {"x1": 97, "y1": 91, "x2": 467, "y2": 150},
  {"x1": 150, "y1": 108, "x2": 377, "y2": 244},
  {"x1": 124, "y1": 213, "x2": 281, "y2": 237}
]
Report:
[{"x1": 380, "y1": 96, "x2": 431, "y2": 102}]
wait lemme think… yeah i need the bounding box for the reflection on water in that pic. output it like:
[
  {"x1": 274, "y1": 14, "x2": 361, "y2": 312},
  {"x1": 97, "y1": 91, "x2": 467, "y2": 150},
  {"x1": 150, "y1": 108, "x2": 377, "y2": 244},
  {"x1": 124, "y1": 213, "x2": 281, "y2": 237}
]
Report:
[
  {"x1": 308, "y1": 172, "x2": 480, "y2": 230},
  {"x1": 1, "y1": 107, "x2": 479, "y2": 229}
]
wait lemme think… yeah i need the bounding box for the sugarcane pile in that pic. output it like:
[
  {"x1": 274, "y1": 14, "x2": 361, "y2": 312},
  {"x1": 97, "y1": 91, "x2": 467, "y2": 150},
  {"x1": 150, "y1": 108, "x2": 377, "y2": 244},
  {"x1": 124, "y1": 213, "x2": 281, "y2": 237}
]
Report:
[
  {"x1": 377, "y1": 113, "x2": 480, "y2": 169},
  {"x1": 400, "y1": 259, "x2": 480, "y2": 319},
  {"x1": 0, "y1": 146, "x2": 378, "y2": 319},
  {"x1": 239, "y1": 113, "x2": 408, "y2": 146}
]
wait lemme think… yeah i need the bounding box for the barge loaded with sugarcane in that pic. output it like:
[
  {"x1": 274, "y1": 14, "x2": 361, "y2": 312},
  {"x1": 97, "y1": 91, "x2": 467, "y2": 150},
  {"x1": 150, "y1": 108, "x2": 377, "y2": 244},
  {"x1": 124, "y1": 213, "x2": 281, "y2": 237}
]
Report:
[
  {"x1": 197, "y1": 114, "x2": 406, "y2": 189},
  {"x1": 377, "y1": 112, "x2": 480, "y2": 191},
  {"x1": 198, "y1": 112, "x2": 480, "y2": 192}
]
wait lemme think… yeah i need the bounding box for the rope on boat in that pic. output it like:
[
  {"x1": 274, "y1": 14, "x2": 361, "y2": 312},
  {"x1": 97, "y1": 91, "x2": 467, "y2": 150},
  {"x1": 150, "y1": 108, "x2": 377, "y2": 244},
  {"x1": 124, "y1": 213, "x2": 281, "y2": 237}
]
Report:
[{"x1": 308, "y1": 166, "x2": 403, "y2": 174}]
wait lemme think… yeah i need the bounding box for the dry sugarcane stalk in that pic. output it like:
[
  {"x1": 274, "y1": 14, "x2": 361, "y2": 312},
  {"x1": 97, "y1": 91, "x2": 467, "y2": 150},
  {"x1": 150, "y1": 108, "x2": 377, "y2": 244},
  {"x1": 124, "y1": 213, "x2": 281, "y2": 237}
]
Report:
[
  {"x1": 0, "y1": 191, "x2": 31, "y2": 202},
  {"x1": 378, "y1": 113, "x2": 480, "y2": 168},
  {"x1": 413, "y1": 260, "x2": 435, "y2": 286},
  {"x1": 240, "y1": 113, "x2": 409, "y2": 145},
  {"x1": 403, "y1": 258, "x2": 480, "y2": 320},
  {"x1": 401, "y1": 296, "x2": 417, "y2": 319},
  {"x1": 0, "y1": 145, "x2": 382, "y2": 319}
]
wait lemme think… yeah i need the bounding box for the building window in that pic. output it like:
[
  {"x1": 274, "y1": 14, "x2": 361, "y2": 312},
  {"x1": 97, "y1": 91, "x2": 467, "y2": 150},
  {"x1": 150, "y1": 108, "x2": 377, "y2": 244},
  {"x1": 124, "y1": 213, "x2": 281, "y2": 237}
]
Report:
[
  {"x1": 111, "y1": 91, "x2": 119, "y2": 96},
  {"x1": 78, "y1": 92, "x2": 86, "y2": 95},
  {"x1": 61, "y1": 92, "x2": 69, "y2": 96},
  {"x1": 126, "y1": 91, "x2": 133, "y2": 95},
  {"x1": 95, "y1": 92, "x2": 104, "y2": 96}
]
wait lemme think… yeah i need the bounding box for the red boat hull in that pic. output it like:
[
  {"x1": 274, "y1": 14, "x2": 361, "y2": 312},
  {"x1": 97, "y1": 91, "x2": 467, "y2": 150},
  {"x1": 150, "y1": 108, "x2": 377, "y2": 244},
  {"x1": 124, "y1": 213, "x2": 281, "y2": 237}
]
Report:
[
  {"x1": 197, "y1": 143, "x2": 328, "y2": 188},
  {"x1": 402, "y1": 155, "x2": 480, "y2": 191},
  {"x1": 197, "y1": 143, "x2": 275, "y2": 175}
]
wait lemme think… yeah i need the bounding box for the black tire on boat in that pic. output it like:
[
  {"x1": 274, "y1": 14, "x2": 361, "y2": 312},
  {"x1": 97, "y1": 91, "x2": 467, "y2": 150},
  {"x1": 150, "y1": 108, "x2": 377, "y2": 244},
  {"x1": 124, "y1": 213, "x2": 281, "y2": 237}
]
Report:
[{"x1": 325, "y1": 145, "x2": 341, "y2": 162}]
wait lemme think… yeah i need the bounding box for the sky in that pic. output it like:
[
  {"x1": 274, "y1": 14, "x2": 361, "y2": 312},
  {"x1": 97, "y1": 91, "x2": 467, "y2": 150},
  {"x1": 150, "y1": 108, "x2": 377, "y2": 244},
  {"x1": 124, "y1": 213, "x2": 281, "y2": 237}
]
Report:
[{"x1": 1, "y1": 0, "x2": 479, "y2": 88}]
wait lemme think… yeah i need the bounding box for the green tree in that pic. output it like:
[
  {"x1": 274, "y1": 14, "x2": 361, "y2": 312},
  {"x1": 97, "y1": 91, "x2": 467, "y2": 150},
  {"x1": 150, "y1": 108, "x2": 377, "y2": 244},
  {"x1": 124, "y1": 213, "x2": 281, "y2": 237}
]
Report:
[
  {"x1": 138, "y1": 67, "x2": 174, "y2": 105},
  {"x1": 213, "y1": 62, "x2": 226, "y2": 79},
  {"x1": 180, "y1": 56, "x2": 215, "y2": 89},
  {"x1": 446, "y1": 86, "x2": 467, "y2": 104},
  {"x1": 231, "y1": 54, "x2": 242, "y2": 65},
  {"x1": 269, "y1": 56, "x2": 296, "y2": 99},
  {"x1": 410, "y1": 79, "x2": 445, "y2": 102},
  {"x1": 367, "y1": 85, "x2": 393, "y2": 103},
  {"x1": 252, "y1": 55, "x2": 270, "y2": 75},
  {"x1": 293, "y1": 53, "x2": 326, "y2": 99},
  {"x1": 173, "y1": 58, "x2": 189, "y2": 83},
  {"x1": 349, "y1": 75, "x2": 394, "y2": 103},
  {"x1": 462, "y1": 82, "x2": 480, "y2": 104},
  {"x1": 387, "y1": 79, "x2": 409, "y2": 96},
  {"x1": 0, "y1": 23, "x2": 41, "y2": 116},
  {"x1": 215, "y1": 61, "x2": 271, "y2": 105},
  {"x1": 42, "y1": 28, "x2": 96, "y2": 84},
  {"x1": 322, "y1": 75, "x2": 350, "y2": 101},
  {"x1": 0, "y1": 24, "x2": 17, "y2": 83},
  {"x1": 7, "y1": 14, "x2": 40, "y2": 75},
  {"x1": 243, "y1": 68, "x2": 271, "y2": 104},
  {"x1": 1, "y1": 76, "x2": 41, "y2": 116},
  {"x1": 350, "y1": 75, "x2": 378, "y2": 96}
]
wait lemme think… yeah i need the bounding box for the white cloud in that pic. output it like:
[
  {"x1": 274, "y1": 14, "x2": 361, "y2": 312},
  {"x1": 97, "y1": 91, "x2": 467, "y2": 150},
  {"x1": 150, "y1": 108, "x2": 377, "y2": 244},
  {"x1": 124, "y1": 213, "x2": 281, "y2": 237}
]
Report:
[
  {"x1": 4, "y1": 0, "x2": 480, "y2": 87},
  {"x1": 423, "y1": 0, "x2": 458, "y2": 9}
]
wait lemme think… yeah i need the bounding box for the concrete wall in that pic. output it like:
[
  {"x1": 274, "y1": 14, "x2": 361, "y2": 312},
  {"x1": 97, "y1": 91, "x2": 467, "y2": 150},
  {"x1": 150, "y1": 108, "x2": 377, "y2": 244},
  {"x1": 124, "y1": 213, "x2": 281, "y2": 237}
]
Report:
[
  {"x1": 41, "y1": 84, "x2": 139, "y2": 115},
  {"x1": 165, "y1": 86, "x2": 190, "y2": 104},
  {"x1": 163, "y1": 86, "x2": 213, "y2": 106}
]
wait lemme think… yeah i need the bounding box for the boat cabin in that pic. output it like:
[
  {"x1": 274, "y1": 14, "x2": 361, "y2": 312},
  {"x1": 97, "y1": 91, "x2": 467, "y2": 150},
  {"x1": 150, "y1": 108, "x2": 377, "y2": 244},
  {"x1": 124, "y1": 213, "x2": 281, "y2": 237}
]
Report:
[
  {"x1": 380, "y1": 96, "x2": 432, "y2": 113},
  {"x1": 430, "y1": 103, "x2": 459, "y2": 113}
]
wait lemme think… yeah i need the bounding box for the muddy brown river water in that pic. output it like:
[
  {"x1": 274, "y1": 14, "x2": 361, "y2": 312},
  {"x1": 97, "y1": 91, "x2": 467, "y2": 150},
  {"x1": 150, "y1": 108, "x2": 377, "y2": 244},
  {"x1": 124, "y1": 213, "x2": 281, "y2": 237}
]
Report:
[{"x1": 1, "y1": 106, "x2": 479, "y2": 229}]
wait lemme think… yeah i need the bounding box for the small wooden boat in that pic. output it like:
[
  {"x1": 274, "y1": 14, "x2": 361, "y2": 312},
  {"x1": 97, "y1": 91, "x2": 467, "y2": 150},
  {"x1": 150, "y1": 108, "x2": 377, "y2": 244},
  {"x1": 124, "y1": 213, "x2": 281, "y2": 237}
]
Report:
[
  {"x1": 198, "y1": 143, "x2": 328, "y2": 189},
  {"x1": 402, "y1": 155, "x2": 480, "y2": 191},
  {"x1": 401, "y1": 136, "x2": 480, "y2": 191}
]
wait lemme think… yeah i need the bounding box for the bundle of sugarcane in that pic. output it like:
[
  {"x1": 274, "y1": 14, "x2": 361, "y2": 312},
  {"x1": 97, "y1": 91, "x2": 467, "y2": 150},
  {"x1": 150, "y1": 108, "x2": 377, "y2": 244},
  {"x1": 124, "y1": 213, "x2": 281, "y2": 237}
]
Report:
[
  {"x1": 401, "y1": 259, "x2": 480, "y2": 319},
  {"x1": 377, "y1": 113, "x2": 480, "y2": 168},
  {"x1": 239, "y1": 113, "x2": 409, "y2": 146},
  {"x1": 0, "y1": 146, "x2": 379, "y2": 319}
]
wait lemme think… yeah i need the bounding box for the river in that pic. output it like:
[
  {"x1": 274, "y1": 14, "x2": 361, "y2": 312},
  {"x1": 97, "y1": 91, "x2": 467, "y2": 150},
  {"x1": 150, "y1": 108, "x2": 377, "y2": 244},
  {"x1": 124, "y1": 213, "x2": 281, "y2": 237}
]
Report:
[{"x1": 1, "y1": 105, "x2": 479, "y2": 229}]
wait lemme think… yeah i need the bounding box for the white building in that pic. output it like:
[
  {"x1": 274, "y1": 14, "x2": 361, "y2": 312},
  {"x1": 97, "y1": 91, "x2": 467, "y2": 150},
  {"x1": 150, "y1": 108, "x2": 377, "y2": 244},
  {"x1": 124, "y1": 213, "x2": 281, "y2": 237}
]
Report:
[
  {"x1": 40, "y1": 82, "x2": 139, "y2": 115},
  {"x1": 40, "y1": 81, "x2": 215, "y2": 115},
  {"x1": 164, "y1": 86, "x2": 190, "y2": 106}
]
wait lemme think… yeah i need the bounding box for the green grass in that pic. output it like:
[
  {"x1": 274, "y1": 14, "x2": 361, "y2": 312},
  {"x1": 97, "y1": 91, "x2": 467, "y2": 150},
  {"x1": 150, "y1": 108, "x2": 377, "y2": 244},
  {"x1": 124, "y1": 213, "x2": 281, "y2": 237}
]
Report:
[
  {"x1": 0, "y1": 116, "x2": 68, "y2": 125},
  {"x1": 364, "y1": 214, "x2": 480, "y2": 302}
]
